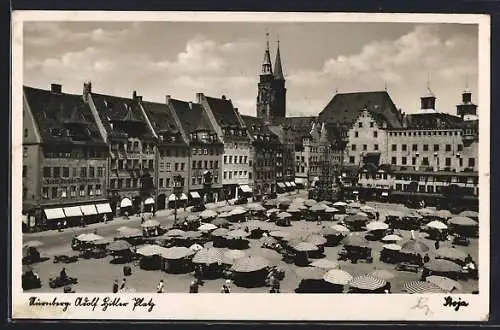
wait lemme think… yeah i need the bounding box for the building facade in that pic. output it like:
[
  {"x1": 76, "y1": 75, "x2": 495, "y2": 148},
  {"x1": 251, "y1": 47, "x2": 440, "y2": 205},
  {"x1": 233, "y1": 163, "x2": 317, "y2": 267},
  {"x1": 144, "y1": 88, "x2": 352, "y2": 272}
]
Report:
[{"x1": 23, "y1": 84, "x2": 109, "y2": 229}]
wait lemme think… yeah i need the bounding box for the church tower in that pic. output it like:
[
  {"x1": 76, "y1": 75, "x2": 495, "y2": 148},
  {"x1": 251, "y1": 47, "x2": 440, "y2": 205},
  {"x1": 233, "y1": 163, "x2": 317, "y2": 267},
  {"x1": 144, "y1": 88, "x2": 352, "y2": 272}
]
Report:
[
  {"x1": 256, "y1": 34, "x2": 287, "y2": 124},
  {"x1": 456, "y1": 81, "x2": 477, "y2": 120}
]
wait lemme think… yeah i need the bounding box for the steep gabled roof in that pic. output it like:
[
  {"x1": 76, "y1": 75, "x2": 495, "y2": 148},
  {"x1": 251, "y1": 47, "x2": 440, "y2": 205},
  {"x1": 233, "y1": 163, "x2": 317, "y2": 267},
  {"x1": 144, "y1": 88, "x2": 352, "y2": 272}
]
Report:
[
  {"x1": 205, "y1": 96, "x2": 242, "y2": 128},
  {"x1": 91, "y1": 93, "x2": 147, "y2": 133},
  {"x1": 240, "y1": 115, "x2": 279, "y2": 142},
  {"x1": 23, "y1": 86, "x2": 105, "y2": 146},
  {"x1": 318, "y1": 91, "x2": 403, "y2": 129},
  {"x1": 169, "y1": 99, "x2": 215, "y2": 135},
  {"x1": 141, "y1": 101, "x2": 180, "y2": 134}
]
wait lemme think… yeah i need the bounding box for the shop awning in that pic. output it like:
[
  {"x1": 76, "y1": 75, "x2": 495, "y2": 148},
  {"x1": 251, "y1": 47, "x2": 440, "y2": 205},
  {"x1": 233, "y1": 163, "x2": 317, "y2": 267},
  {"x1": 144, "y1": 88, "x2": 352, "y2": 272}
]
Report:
[
  {"x1": 295, "y1": 178, "x2": 307, "y2": 184},
  {"x1": 95, "y1": 203, "x2": 112, "y2": 214},
  {"x1": 144, "y1": 197, "x2": 155, "y2": 205},
  {"x1": 169, "y1": 193, "x2": 188, "y2": 202},
  {"x1": 44, "y1": 208, "x2": 65, "y2": 220},
  {"x1": 290, "y1": 182, "x2": 296, "y2": 187},
  {"x1": 63, "y1": 206, "x2": 83, "y2": 217},
  {"x1": 381, "y1": 192, "x2": 389, "y2": 197},
  {"x1": 284, "y1": 182, "x2": 291, "y2": 187},
  {"x1": 353, "y1": 191, "x2": 359, "y2": 195},
  {"x1": 190, "y1": 192, "x2": 201, "y2": 199},
  {"x1": 120, "y1": 198, "x2": 133, "y2": 208},
  {"x1": 80, "y1": 204, "x2": 98, "y2": 215},
  {"x1": 239, "y1": 185, "x2": 252, "y2": 193},
  {"x1": 277, "y1": 182, "x2": 286, "y2": 188}
]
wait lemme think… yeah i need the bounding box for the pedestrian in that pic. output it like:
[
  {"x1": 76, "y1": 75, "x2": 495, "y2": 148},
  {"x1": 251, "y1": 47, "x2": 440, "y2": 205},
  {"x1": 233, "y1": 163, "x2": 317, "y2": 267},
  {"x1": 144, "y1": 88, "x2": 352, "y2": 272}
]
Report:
[
  {"x1": 152, "y1": 206, "x2": 156, "y2": 217},
  {"x1": 120, "y1": 278, "x2": 126, "y2": 290},
  {"x1": 60, "y1": 267, "x2": 68, "y2": 281},
  {"x1": 189, "y1": 280, "x2": 199, "y2": 293},
  {"x1": 434, "y1": 240, "x2": 440, "y2": 250},
  {"x1": 80, "y1": 216, "x2": 86, "y2": 228},
  {"x1": 103, "y1": 214, "x2": 107, "y2": 224},
  {"x1": 112, "y1": 280, "x2": 119, "y2": 293},
  {"x1": 376, "y1": 212, "x2": 380, "y2": 221},
  {"x1": 63, "y1": 220, "x2": 67, "y2": 229},
  {"x1": 221, "y1": 280, "x2": 231, "y2": 293},
  {"x1": 317, "y1": 215, "x2": 322, "y2": 226},
  {"x1": 124, "y1": 211, "x2": 129, "y2": 220},
  {"x1": 57, "y1": 221, "x2": 62, "y2": 232},
  {"x1": 141, "y1": 216, "x2": 145, "y2": 224},
  {"x1": 156, "y1": 279, "x2": 165, "y2": 293}
]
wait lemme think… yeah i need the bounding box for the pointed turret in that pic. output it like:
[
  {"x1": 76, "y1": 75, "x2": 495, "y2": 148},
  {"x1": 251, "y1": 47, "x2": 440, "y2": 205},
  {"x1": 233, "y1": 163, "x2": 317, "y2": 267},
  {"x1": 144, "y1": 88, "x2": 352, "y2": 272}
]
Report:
[
  {"x1": 273, "y1": 40, "x2": 285, "y2": 80},
  {"x1": 261, "y1": 33, "x2": 273, "y2": 75},
  {"x1": 420, "y1": 75, "x2": 436, "y2": 112}
]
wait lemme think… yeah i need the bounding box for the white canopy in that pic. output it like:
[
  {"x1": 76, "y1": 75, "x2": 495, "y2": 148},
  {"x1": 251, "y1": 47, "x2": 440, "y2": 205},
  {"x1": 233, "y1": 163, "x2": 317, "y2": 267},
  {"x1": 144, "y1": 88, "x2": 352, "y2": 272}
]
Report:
[
  {"x1": 63, "y1": 206, "x2": 83, "y2": 217},
  {"x1": 80, "y1": 204, "x2": 97, "y2": 216},
  {"x1": 95, "y1": 203, "x2": 112, "y2": 214},
  {"x1": 289, "y1": 182, "x2": 296, "y2": 187},
  {"x1": 120, "y1": 198, "x2": 133, "y2": 208},
  {"x1": 169, "y1": 193, "x2": 188, "y2": 201},
  {"x1": 239, "y1": 185, "x2": 252, "y2": 193},
  {"x1": 295, "y1": 178, "x2": 307, "y2": 184},
  {"x1": 144, "y1": 197, "x2": 155, "y2": 205},
  {"x1": 44, "y1": 208, "x2": 65, "y2": 220},
  {"x1": 190, "y1": 191, "x2": 201, "y2": 199},
  {"x1": 277, "y1": 182, "x2": 286, "y2": 188},
  {"x1": 284, "y1": 182, "x2": 291, "y2": 187}
]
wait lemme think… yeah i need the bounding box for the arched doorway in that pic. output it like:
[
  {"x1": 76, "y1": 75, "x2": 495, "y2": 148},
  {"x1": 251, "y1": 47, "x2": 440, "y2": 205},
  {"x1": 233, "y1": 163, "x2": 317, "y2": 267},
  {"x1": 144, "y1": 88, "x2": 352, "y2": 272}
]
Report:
[
  {"x1": 132, "y1": 196, "x2": 142, "y2": 214},
  {"x1": 157, "y1": 194, "x2": 166, "y2": 210}
]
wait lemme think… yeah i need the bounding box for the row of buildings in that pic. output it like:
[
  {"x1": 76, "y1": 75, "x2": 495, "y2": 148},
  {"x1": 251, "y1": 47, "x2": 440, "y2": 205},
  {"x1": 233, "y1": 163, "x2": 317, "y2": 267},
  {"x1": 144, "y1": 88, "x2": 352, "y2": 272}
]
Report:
[{"x1": 22, "y1": 34, "x2": 480, "y2": 226}]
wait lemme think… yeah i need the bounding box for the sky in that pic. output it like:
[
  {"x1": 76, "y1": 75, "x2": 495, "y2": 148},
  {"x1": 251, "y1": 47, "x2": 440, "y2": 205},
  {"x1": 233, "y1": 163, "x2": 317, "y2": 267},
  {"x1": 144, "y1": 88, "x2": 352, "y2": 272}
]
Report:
[{"x1": 23, "y1": 21, "x2": 479, "y2": 117}]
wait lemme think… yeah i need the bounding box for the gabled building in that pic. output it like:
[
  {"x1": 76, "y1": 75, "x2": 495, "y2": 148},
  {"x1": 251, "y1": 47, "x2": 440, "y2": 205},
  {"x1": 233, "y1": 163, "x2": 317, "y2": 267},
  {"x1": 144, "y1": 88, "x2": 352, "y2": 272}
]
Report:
[
  {"x1": 241, "y1": 115, "x2": 280, "y2": 198},
  {"x1": 141, "y1": 97, "x2": 190, "y2": 210},
  {"x1": 22, "y1": 84, "x2": 109, "y2": 229},
  {"x1": 85, "y1": 86, "x2": 157, "y2": 215},
  {"x1": 169, "y1": 97, "x2": 223, "y2": 203},
  {"x1": 199, "y1": 94, "x2": 253, "y2": 201}
]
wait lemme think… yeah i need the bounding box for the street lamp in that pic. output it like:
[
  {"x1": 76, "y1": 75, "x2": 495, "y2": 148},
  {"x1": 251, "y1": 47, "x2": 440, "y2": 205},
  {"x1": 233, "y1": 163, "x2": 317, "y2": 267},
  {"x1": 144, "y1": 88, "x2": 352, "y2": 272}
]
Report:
[{"x1": 173, "y1": 175, "x2": 184, "y2": 225}]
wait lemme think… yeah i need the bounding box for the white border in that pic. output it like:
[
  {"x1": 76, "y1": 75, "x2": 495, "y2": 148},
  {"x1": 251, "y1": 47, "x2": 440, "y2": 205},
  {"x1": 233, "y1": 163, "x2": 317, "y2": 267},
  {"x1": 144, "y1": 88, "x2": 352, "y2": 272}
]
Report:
[{"x1": 11, "y1": 11, "x2": 490, "y2": 321}]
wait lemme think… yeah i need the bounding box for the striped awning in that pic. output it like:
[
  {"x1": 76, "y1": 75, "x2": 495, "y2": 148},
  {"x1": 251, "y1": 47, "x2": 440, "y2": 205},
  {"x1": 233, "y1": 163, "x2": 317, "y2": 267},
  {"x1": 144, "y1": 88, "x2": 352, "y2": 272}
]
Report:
[
  {"x1": 63, "y1": 206, "x2": 83, "y2": 217},
  {"x1": 190, "y1": 192, "x2": 201, "y2": 199},
  {"x1": 44, "y1": 208, "x2": 66, "y2": 220},
  {"x1": 95, "y1": 203, "x2": 112, "y2": 214},
  {"x1": 239, "y1": 185, "x2": 252, "y2": 193},
  {"x1": 80, "y1": 204, "x2": 98, "y2": 216}
]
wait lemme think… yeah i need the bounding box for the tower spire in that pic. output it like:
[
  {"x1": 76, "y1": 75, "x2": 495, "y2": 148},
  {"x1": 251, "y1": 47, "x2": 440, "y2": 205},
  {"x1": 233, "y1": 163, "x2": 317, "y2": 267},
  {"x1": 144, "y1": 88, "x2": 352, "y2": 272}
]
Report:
[
  {"x1": 261, "y1": 32, "x2": 273, "y2": 75},
  {"x1": 273, "y1": 39, "x2": 285, "y2": 80}
]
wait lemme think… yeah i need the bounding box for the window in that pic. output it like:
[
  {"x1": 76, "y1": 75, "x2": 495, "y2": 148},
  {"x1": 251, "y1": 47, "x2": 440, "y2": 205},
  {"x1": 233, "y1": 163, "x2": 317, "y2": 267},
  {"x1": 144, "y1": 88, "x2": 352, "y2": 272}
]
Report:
[
  {"x1": 373, "y1": 131, "x2": 378, "y2": 138},
  {"x1": 412, "y1": 144, "x2": 418, "y2": 151},
  {"x1": 174, "y1": 163, "x2": 179, "y2": 171},
  {"x1": 159, "y1": 178, "x2": 164, "y2": 188},
  {"x1": 70, "y1": 186, "x2": 76, "y2": 197},
  {"x1": 97, "y1": 167, "x2": 104, "y2": 177},
  {"x1": 197, "y1": 176, "x2": 202, "y2": 185},
  {"x1": 51, "y1": 187, "x2": 58, "y2": 198},
  {"x1": 23, "y1": 147, "x2": 28, "y2": 158},
  {"x1": 445, "y1": 144, "x2": 452, "y2": 152},
  {"x1": 148, "y1": 160, "x2": 154, "y2": 169},
  {"x1": 204, "y1": 149, "x2": 208, "y2": 155},
  {"x1": 370, "y1": 122, "x2": 374, "y2": 128},
  {"x1": 117, "y1": 179, "x2": 123, "y2": 189},
  {"x1": 468, "y1": 158, "x2": 475, "y2": 168},
  {"x1": 88, "y1": 185, "x2": 93, "y2": 196},
  {"x1": 89, "y1": 166, "x2": 95, "y2": 178},
  {"x1": 223, "y1": 171, "x2": 227, "y2": 179},
  {"x1": 445, "y1": 158, "x2": 451, "y2": 166},
  {"x1": 204, "y1": 161, "x2": 208, "y2": 169},
  {"x1": 42, "y1": 187, "x2": 49, "y2": 199},
  {"x1": 165, "y1": 178, "x2": 170, "y2": 187},
  {"x1": 215, "y1": 161, "x2": 219, "y2": 169},
  {"x1": 248, "y1": 172, "x2": 252, "y2": 179},
  {"x1": 244, "y1": 156, "x2": 248, "y2": 164},
  {"x1": 192, "y1": 177, "x2": 196, "y2": 185},
  {"x1": 349, "y1": 156, "x2": 355, "y2": 163},
  {"x1": 197, "y1": 161, "x2": 202, "y2": 169},
  {"x1": 43, "y1": 167, "x2": 51, "y2": 177},
  {"x1": 358, "y1": 122, "x2": 363, "y2": 128},
  {"x1": 192, "y1": 161, "x2": 196, "y2": 169},
  {"x1": 391, "y1": 157, "x2": 397, "y2": 165},
  {"x1": 423, "y1": 144, "x2": 428, "y2": 151},
  {"x1": 80, "y1": 167, "x2": 87, "y2": 178},
  {"x1": 224, "y1": 156, "x2": 227, "y2": 164},
  {"x1": 228, "y1": 172, "x2": 233, "y2": 179},
  {"x1": 354, "y1": 131, "x2": 359, "y2": 138},
  {"x1": 229, "y1": 156, "x2": 232, "y2": 164},
  {"x1": 434, "y1": 144, "x2": 439, "y2": 152},
  {"x1": 95, "y1": 184, "x2": 102, "y2": 196},
  {"x1": 24, "y1": 128, "x2": 28, "y2": 138},
  {"x1": 363, "y1": 144, "x2": 367, "y2": 151},
  {"x1": 60, "y1": 187, "x2": 67, "y2": 198},
  {"x1": 209, "y1": 160, "x2": 213, "y2": 169},
  {"x1": 459, "y1": 158, "x2": 463, "y2": 167},
  {"x1": 351, "y1": 144, "x2": 356, "y2": 151},
  {"x1": 374, "y1": 144, "x2": 379, "y2": 151},
  {"x1": 391, "y1": 144, "x2": 397, "y2": 151},
  {"x1": 126, "y1": 179, "x2": 131, "y2": 188},
  {"x1": 422, "y1": 157, "x2": 429, "y2": 166},
  {"x1": 52, "y1": 167, "x2": 60, "y2": 177},
  {"x1": 181, "y1": 163, "x2": 185, "y2": 171},
  {"x1": 402, "y1": 157, "x2": 407, "y2": 165},
  {"x1": 110, "y1": 179, "x2": 116, "y2": 189},
  {"x1": 22, "y1": 165, "x2": 27, "y2": 178},
  {"x1": 412, "y1": 157, "x2": 416, "y2": 165},
  {"x1": 458, "y1": 144, "x2": 463, "y2": 152},
  {"x1": 402, "y1": 144, "x2": 407, "y2": 151}
]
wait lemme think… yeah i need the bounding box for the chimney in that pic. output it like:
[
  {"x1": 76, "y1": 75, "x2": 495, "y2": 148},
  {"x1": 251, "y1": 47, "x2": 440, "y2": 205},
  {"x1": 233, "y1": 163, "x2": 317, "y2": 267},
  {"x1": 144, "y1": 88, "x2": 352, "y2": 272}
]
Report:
[
  {"x1": 196, "y1": 93, "x2": 204, "y2": 104},
  {"x1": 165, "y1": 95, "x2": 171, "y2": 105},
  {"x1": 133, "y1": 91, "x2": 137, "y2": 99},
  {"x1": 234, "y1": 107, "x2": 239, "y2": 113},
  {"x1": 83, "y1": 82, "x2": 92, "y2": 102},
  {"x1": 51, "y1": 83, "x2": 62, "y2": 94},
  {"x1": 221, "y1": 95, "x2": 226, "y2": 100}
]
